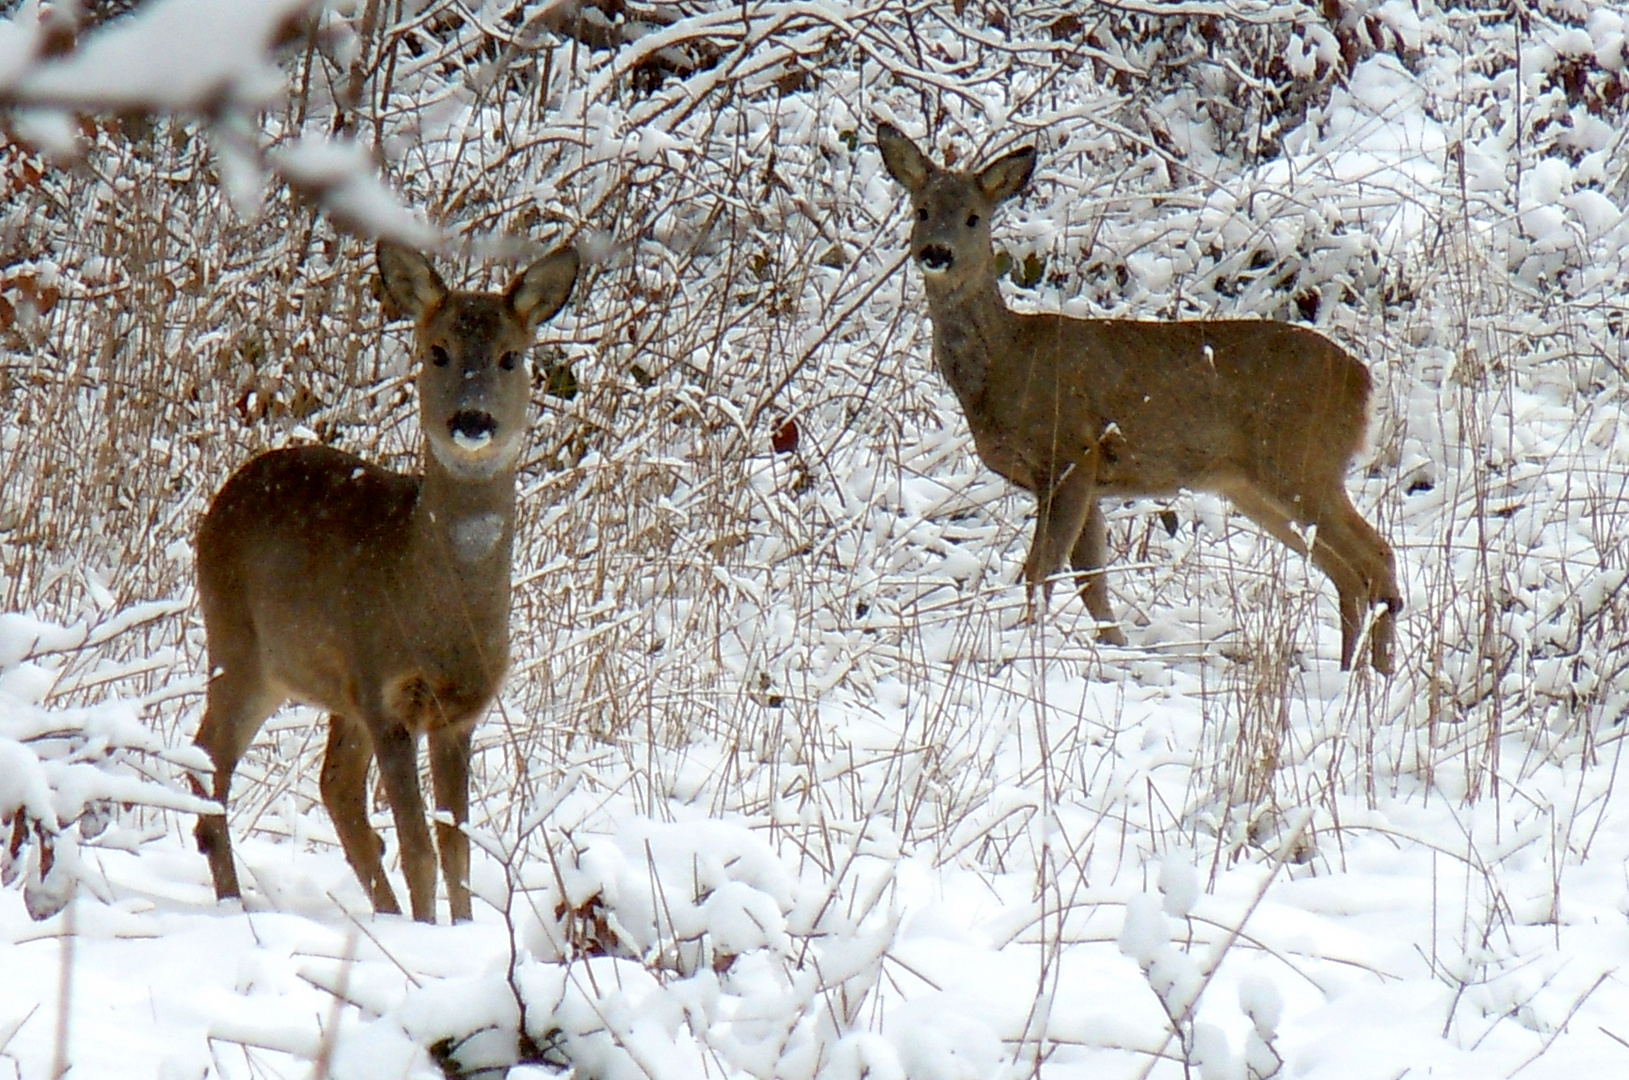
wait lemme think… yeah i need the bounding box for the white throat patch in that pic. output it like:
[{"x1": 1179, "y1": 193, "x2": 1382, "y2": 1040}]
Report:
[{"x1": 451, "y1": 513, "x2": 507, "y2": 562}]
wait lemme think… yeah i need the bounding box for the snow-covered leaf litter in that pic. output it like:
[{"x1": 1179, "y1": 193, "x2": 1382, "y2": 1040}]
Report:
[{"x1": 5, "y1": 0, "x2": 1629, "y2": 1077}]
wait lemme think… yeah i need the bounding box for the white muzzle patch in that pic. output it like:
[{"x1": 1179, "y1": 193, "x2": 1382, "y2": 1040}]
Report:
[{"x1": 452, "y1": 429, "x2": 494, "y2": 452}]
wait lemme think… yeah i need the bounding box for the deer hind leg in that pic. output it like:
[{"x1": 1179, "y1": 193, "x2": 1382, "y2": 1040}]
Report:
[
  {"x1": 429, "y1": 723, "x2": 475, "y2": 923},
  {"x1": 369, "y1": 718, "x2": 439, "y2": 922},
  {"x1": 192, "y1": 656, "x2": 281, "y2": 903},
  {"x1": 319, "y1": 714, "x2": 401, "y2": 916},
  {"x1": 1068, "y1": 502, "x2": 1128, "y2": 646},
  {"x1": 1309, "y1": 496, "x2": 1401, "y2": 675},
  {"x1": 1229, "y1": 482, "x2": 1399, "y2": 674},
  {"x1": 1024, "y1": 452, "x2": 1100, "y2": 617}
]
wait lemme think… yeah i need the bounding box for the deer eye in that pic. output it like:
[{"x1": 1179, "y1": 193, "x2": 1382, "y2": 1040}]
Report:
[
  {"x1": 430, "y1": 345, "x2": 451, "y2": 367},
  {"x1": 916, "y1": 207, "x2": 929, "y2": 221},
  {"x1": 499, "y1": 351, "x2": 518, "y2": 372},
  {"x1": 965, "y1": 213, "x2": 980, "y2": 227}
]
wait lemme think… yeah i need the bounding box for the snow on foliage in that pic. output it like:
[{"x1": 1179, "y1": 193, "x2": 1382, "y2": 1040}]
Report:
[
  {"x1": 0, "y1": 603, "x2": 211, "y2": 918},
  {"x1": 9, "y1": 0, "x2": 312, "y2": 112},
  {"x1": 3, "y1": 0, "x2": 1629, "y2": 1078},
  {"x1": 1, "y1": 0, "x2": 425, "y2": 233}
]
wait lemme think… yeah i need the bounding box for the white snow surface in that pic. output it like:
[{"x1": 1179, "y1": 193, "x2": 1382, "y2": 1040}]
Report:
[{"x1": 6, "y1": 2, "x2": 1629, "y2": 1079}]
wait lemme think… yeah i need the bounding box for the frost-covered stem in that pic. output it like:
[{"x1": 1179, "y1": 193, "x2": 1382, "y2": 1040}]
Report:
[
  {"x1": 1506, "y1": 969, "x2": 1612, "y2": 1077},
  {"x1": 309, "y1": 930, "x2": 358, "y2": 1080},
  {"x1": 50, "y1": 900, "x2": 74, "y2": 1080},
  {"x1": 343, "y1": 0, "x2": 384, "y2": 117},
  {"x1": 502, "y1": 867, "x2": 536, "y2": 1058},
  {"x1": 1018, "y1": 634, "x2": 1064, "y2": 1079},
  {"x1": 745, "y1": 249, "x2": 909, "y2": 431},
  {"x1": 1134, "y1": 811, "x2": 1310, "y2": 1080},
  {"x1": 512, "y1": 769, "x2": 583, "y2": 958}
]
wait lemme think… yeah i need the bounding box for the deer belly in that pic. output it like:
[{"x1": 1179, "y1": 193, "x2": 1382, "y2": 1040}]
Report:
[
  {"x1": 1095, "y1": 444, "x2": 1226, "y2": 498},
  {"x1": 970, "y1": 431, "x2": 1050, "y2": 493}
]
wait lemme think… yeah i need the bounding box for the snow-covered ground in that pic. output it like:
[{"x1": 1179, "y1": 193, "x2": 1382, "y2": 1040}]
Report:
[{"x1": 5, "y1": 2, "x2": 1629, "y2": 1078}]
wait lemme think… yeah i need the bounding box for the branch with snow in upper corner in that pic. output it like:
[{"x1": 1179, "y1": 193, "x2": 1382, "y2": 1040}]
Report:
[{"x1": 0, "y1": 0, "x2": 435, "y2": 245}]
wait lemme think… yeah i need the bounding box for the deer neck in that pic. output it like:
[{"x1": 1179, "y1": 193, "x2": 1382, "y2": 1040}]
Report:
[
  {"x1": 922, "y1": 273, "x2": 1016, "y2": 406},
  {"x1": 411, "y1": 449, "x2": 519, "y2": 578}
]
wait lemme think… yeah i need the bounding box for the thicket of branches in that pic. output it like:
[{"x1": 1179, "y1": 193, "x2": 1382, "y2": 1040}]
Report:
[
  {"x1": 3, "y1": 2, "x2": 1629, "y2": 1074},
  {"x1": 1, "y1": 0, "x2": 1627, "y2": 991}
]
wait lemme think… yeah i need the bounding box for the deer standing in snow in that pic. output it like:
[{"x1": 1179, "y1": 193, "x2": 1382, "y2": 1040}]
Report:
[
  {"x1": 878, "y1": 124, "x2": 1400, "y2": 672},
  {"x1": 192, "y1": 242, "x2": 579, "y2": 922}
]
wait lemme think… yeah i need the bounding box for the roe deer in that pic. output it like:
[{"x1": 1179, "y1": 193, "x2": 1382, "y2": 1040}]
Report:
[
  {"x1": 192, "y1": 241, "x2": 579, "y2": 922},
  {"x1": 877, "y1": 124, "x2": 1401, "y2": 672}
]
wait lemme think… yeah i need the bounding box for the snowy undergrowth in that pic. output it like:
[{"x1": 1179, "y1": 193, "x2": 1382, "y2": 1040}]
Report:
[
  {"x1": 5, "y1": 662, "x2": 1628, "y2": 1079},
  {"x1": 5, "y1": 1, "x2": 1629, "y2": 1078}
]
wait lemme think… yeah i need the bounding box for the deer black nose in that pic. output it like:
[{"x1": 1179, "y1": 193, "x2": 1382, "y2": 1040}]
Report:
[
  {"x1": 919, "y1": 244, "x2": 953, "y2": 271},
  {"x1": 449, "y1": 410, "x2": 497, "y2": 444}
]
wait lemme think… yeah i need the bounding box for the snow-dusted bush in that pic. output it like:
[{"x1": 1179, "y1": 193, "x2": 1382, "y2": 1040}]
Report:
[
  {"x1": 0, "y1": 605, "x2": 210, "y2": 918},
  {"x1": 4, "y1": 1, "x2": 1629, "y2": 1077}
]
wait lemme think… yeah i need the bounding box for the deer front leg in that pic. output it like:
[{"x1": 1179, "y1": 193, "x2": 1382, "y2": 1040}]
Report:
[
  {"x1": 371, "y1": 721, "x2": 439, "y2": 923},
  {"x1": 320, "y1": 714, "x2": 401, "y2": 916},
  {"x1": 1069, "y1": 502, "x2": 1128, "y2": 646},
  {"x1": 1024, "y1": 453, "x2": 1099, "y2": 620},
  {"x1": 429, "y1": 722, "x2": 474, "y2": 923}
]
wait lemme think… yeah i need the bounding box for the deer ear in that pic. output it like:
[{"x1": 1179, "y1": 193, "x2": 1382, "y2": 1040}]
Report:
[
  {"x1": 877, "y1": 123, "x2": 932, "y2": 193},
  {"x1": 377, "y1": 242, "x2": 448, "y2": 321},
  {"x1": 507, "y1": 247, "x2": 579, "y2": 330},
  {"x1": 977, "y1": 146, "x2": 1036, "y2": 203}
]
